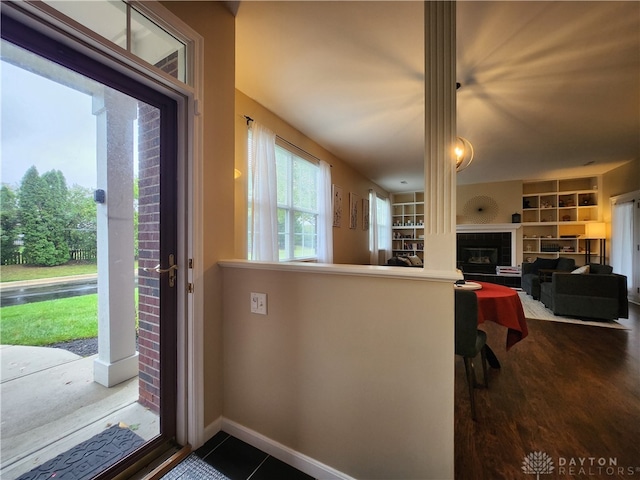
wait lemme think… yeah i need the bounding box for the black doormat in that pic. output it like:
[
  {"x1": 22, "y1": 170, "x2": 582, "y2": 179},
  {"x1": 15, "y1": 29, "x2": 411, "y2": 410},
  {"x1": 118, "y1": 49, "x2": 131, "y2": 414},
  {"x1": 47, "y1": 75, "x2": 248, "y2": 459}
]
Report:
[{"x1": 17, "y1": 425, "x2": 145, "y2": 480}]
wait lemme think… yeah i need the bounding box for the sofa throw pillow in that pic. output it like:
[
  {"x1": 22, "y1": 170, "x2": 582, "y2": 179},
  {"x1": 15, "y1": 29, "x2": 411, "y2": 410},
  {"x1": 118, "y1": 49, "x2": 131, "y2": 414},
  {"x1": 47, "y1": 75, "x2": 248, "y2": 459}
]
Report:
[
  {"x1": 408, "y1": 255, "x2": 423, "y2": 266},
  {"x1": 571, "y1": 265, "x2": 590, "y2": 274},
  {"x1": 397, "y1": 256, "x2": 412, "y2": 266},
  {"x1": 530, "y1": 257, "x2": 559, "y2": 274},
  {"x1": 557, "y1": 257, "x2": 576, "y2": 271},
  {"x1": 588, "y1": 263, "x2": 613, "y2": 275}
]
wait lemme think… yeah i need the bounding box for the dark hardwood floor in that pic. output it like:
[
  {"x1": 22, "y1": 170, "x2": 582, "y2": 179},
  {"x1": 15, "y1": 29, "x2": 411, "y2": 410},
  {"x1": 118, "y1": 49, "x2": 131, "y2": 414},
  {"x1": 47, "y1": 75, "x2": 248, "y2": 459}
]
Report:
[{"x1": 455, "y1": 301, "x2": 640, "y2": 479}]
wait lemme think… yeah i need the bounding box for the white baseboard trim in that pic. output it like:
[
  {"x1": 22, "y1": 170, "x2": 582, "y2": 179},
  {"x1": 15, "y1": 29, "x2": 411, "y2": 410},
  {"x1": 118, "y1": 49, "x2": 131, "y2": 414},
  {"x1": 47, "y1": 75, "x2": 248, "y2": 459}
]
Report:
[
  {"x1": 202, "y1": 416, "x2": 223, "y2": 446},
  {"x1": 221, "y1": 418, "x2": 355, "y2": 480}
]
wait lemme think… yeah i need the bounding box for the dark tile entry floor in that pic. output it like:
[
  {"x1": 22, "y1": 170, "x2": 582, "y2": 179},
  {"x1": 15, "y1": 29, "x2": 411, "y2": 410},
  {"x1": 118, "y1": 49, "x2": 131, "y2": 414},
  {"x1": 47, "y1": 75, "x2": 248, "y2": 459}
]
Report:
[{"x1": 192, "y1": 431, "x2": 314, "y2": 480}]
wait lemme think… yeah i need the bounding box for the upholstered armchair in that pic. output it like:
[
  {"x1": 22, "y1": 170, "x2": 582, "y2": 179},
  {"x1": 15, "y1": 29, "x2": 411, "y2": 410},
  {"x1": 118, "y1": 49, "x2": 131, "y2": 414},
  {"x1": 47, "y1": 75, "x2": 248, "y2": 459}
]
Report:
[{"x1": 521, "y1": 257, "x2": 576, "y2": 300}]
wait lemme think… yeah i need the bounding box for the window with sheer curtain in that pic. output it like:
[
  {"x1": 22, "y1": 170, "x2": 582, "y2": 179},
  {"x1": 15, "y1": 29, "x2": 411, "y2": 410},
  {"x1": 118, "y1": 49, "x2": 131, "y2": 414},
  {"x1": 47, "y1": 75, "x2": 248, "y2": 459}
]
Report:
[
  {"x1": 275, "y1": 143, "x2": 319, "y2": 261},
  {"x1": 369, "y1": 192, "x2": 392, "y2": 265},
  {"x1": 248, "y1": 124, "x2": 332, "y2": 262},
  {"x1": 611, "y1": 199, "x2": 634, "y2": 295}
]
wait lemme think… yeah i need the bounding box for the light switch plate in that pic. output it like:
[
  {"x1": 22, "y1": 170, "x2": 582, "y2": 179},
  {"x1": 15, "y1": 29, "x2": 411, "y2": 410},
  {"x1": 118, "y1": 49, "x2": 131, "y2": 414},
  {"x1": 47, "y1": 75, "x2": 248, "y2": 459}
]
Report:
[{"x1": 250, "y1": 292, "x2": 267, "y2": 315}]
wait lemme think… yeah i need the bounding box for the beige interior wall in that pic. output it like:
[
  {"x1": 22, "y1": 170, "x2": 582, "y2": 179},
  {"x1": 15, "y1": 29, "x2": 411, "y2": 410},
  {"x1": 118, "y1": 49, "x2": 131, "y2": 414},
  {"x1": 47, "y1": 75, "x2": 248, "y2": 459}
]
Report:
[
  {"x1": 602, "y1": 158, "x2": 640, "y2": 223},
  {"x1": 221, "y1": 264, "x2": 454, "y2": 479},
  {"x1": 456, "y1": 180, "x2": 524, "y2": 264},
  {"x1": 161, "y1": 1, "x2": 235, "y2": 426},
  {"x1": 456, "y1": 180, "x2": 523, "y2": 225},
  {"x1": 235, "y1": 90, "x2": 388, "y2": 265}
]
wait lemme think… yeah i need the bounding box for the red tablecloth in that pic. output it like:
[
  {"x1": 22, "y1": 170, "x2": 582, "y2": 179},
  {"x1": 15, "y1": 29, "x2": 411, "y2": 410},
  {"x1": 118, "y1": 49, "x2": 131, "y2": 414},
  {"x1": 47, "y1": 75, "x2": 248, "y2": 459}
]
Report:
[{"x1": 473, "y1": 281, "x2": 528, "y2": 350}]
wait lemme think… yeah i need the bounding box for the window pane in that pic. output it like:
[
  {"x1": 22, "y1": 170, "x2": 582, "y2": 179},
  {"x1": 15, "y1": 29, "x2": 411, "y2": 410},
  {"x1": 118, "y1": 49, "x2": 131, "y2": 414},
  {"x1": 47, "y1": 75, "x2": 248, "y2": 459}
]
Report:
[
  {"x1": 42, "y1": 1, "x2": 187, "y2": 83},
  {"x1": 277, "y1": 208, "x2": 289, "y2": 260},
  {"x1": 130, "y1": 7, "x2": 186, "y2": 82},
  {"x1": 43, "y1": 0, "x2": 127, "y2": 49},
  {"x1": 374, "y1": 196, "x2": 391, "y2": 251},
  {"x1": 293, "y1": 157, "x2": 317, "y2": 211},
  {"x1": 293, "y1": 212, "x2": 317, "y2": 259}
]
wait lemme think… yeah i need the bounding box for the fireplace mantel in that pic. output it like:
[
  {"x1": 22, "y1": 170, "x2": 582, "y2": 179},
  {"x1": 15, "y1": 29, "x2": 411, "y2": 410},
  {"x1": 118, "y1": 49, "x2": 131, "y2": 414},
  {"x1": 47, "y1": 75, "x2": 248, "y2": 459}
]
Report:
[{"x1": 456, "y1": 223, "x2": 522, "y2": 233}]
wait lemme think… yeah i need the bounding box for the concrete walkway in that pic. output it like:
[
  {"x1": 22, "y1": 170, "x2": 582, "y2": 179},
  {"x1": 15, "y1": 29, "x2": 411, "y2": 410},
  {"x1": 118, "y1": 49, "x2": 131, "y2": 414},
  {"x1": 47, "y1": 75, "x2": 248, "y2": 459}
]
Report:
[{"x1": 0, "y1": 344, "x2": 158, "y2": 480}]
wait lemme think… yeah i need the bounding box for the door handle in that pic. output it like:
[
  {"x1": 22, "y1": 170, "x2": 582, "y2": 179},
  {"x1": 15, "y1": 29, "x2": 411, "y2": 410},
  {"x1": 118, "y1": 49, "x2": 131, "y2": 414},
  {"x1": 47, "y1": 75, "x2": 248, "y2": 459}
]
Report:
[
  {"x1": 147, "y1": 264, "x2": 178, "y2": 274},
  {"x1": 143, "y1": 254, "x2": 177, "y2": 287}
]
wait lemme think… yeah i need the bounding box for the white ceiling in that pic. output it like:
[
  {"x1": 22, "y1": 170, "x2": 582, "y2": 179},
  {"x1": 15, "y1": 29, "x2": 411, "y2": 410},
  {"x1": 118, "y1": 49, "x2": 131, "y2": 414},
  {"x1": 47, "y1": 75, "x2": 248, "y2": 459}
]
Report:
[{"x1": 235, "y1": 1, "x2": 640, "y2": 192}]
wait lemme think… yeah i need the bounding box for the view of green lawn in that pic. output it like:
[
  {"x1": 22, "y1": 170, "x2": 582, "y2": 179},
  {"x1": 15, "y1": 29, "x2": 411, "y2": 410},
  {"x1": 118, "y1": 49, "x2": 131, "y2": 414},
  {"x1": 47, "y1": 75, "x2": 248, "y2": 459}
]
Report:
[
  {"x1": 1, "y1": 294, "x2": 98, "y2": 345},
  {"x1": 1, "y1": 263, "x2": 139, "y2": 346},
  {"x1": 0, "y1": 261, "x2": 97, "y2": 282}
]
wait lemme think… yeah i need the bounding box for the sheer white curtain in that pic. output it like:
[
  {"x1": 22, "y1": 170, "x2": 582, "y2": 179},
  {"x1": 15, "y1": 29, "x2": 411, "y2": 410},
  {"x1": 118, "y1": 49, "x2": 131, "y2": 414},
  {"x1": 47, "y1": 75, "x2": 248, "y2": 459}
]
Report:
[
  {"x1": 369, "y1": 192, "x2": 392, "y2": 265},
  {"x1": 611, "y1": 200, "x2": 634, "y2": 294},
  {"x1": 249, "y1": 122, "x2": 278, "y2": 261},
  {"x1": 316, "y1": 160, "x2": 333, "y2": 263},
  {"x1": 369, "y1": 190, "x2": 379, "y2": 265}
]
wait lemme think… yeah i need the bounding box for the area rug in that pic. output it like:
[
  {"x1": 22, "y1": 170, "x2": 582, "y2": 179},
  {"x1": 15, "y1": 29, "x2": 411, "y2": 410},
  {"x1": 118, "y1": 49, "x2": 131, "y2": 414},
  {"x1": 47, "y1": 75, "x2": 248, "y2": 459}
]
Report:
[
  {"x1": 161, "y1": 454, "x2": 231, "y2": 480},
  {"x1": 518, "y1": 292, "x2": 628, "y2": 330},
  {"x1": 17, "y1": 425, "x2": 144, "y2": 480}
]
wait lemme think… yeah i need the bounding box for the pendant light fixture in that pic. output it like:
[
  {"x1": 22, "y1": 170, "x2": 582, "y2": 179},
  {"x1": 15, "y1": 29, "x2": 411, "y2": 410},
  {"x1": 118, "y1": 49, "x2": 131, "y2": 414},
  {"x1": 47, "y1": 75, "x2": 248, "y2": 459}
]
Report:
[
  {"x1": 455, "y1": 136, "x2": 474, "y2": 172},
  {"x1": 455, "y1": 82, "x2": 474, "y2": 172}
]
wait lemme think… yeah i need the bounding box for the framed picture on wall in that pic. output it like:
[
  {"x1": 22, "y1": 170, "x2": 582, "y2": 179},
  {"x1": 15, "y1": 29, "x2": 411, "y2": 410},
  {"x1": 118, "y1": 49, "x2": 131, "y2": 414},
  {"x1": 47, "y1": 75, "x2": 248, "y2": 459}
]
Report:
[
  {"x1": 362, "y1": 198, "x2": 369, "y2": 230},
  {"x1": 349, "y1": 192, "x2": 359, "y2": 229},
  {"x1": 332, "y1": 184, "x2": 343, "y2": 227}
]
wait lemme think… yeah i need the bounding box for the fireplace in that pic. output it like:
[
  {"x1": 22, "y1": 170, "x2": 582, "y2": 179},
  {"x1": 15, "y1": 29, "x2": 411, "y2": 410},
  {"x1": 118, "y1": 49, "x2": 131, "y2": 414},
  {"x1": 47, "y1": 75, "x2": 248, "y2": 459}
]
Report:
[
  {"x1": 462, "y1": 247, "x2": 498, "y2": 268},
  {"x1": 457, "y1": 232, "x2": 513, "y2": 273}
]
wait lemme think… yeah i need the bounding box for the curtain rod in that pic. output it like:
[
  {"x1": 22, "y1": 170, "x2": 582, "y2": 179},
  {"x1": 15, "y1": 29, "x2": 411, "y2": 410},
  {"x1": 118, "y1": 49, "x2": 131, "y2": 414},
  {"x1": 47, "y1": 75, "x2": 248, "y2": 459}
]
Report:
[{"x1": 244, "y1": 115, "x2": 331, "y2": 167}]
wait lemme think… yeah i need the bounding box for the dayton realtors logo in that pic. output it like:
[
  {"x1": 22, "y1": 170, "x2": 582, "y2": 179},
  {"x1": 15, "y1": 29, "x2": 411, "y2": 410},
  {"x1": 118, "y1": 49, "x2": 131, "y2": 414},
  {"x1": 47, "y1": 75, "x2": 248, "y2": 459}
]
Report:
[
  {"x1": 523, "y1": 451, "x2": 640, "y2": 477},
  {"x1": 522, "y1": 451, "x2": 554, "y2": 479}
]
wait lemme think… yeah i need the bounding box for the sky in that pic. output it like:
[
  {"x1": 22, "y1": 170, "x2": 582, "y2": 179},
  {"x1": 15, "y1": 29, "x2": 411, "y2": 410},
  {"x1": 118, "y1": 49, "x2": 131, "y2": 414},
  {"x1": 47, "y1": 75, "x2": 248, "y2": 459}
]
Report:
[{"x1": 1, "y1": 59, "x2": 98, "y2": 189}]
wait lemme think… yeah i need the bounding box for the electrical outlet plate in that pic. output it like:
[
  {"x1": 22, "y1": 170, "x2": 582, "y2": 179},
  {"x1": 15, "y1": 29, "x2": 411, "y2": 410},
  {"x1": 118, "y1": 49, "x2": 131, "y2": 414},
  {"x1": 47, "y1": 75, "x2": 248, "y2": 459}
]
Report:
[{"x1": 250, "y1": 292, "x2": 267, "y2": 315}]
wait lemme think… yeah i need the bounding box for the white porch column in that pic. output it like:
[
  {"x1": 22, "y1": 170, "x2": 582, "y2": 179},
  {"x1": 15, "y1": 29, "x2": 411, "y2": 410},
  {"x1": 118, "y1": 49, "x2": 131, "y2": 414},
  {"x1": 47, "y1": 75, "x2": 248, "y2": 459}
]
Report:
[
  {"x1": 92, "y1": 90, "x2": 139, "y2": 387},
  {"x1": 424, "y1": 1, "x2": 458, "y2": 272}
]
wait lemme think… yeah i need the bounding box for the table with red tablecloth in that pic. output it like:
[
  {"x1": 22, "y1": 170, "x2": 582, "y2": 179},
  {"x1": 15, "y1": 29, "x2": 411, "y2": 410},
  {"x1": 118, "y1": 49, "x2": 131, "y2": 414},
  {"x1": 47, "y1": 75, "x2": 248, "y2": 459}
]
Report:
[{"x1": 473, "y1": 281, "x2": 529, "y2": 350}]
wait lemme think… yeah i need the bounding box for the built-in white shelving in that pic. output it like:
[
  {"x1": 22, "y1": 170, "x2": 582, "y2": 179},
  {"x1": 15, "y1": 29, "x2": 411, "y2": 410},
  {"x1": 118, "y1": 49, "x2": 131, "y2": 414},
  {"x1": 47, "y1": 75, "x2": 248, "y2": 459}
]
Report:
[
  {"x1": 391, "y1": 192, "x2": 424, "y2": 259},
  {"x1": 522, "y1": 176, "x2": 602, "y2": 263}
]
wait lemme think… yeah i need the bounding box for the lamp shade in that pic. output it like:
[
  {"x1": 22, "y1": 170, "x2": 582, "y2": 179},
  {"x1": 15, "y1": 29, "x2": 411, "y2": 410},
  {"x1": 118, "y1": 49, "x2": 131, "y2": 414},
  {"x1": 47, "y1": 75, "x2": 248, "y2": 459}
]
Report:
[{"x1": 585, "y1": 222, "x2": 606, "y2": 239}]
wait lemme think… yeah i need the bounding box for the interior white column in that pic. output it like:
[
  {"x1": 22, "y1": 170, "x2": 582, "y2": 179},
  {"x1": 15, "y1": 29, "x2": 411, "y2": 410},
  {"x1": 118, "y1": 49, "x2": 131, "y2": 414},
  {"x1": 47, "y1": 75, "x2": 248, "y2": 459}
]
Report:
[
  {"x1": 424, "y1": 1, "x2": 457, "y2": 272},
  {"x1": 92, "y1": 89, "x2": 139, "y2": 388}
]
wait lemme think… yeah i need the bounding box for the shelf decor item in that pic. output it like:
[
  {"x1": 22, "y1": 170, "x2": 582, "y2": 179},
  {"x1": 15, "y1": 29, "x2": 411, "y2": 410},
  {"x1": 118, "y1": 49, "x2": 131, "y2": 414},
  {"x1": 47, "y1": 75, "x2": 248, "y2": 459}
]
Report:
[{"x1": 511, "y1": 212, "x2": 521, "y2": 223}]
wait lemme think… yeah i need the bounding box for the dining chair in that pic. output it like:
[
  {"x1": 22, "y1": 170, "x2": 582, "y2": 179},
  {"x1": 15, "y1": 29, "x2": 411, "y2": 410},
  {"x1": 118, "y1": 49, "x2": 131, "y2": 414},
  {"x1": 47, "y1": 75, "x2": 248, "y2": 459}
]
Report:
[{"x1": 455, "y1": 288, "x2": 489, "y2": 421}]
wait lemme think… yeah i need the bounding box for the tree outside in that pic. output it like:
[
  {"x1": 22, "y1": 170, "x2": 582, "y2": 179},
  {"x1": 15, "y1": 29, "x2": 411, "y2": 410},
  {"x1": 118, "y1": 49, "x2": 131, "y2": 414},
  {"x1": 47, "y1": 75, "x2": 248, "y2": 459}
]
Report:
[
  {"x1": 0, "y1": 185, "x2": 20, "y2": 264},
  {"x1": 1, "y1": 165, "x2": 142, "y2": 268},
  {"x1": 19, "y1": 166, "x2": 70, "y2": 266},
  {"x1": 66, "y1": 185, "x2": 97, "y2": 258}
]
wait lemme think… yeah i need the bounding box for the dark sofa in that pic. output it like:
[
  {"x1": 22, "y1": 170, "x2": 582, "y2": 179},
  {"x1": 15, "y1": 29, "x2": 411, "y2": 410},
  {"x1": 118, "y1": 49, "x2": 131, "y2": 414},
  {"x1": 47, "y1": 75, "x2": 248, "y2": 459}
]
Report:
[
  {"x1": 539, "y1": 264, "x2": 629, "y2": 320},
  {"x1": 387, "y1": 256, "x2": 423, "y2": 267},
  {"x1": 521, "y1": 257, "x2": 576, "y2": 300}
]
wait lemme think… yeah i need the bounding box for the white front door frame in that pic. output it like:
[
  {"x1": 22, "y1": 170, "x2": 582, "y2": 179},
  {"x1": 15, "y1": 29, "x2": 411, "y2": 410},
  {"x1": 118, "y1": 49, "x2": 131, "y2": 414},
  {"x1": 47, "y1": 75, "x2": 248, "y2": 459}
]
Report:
[{"x1": 4, "y1": 0, "x2": 205, "y2": 449}]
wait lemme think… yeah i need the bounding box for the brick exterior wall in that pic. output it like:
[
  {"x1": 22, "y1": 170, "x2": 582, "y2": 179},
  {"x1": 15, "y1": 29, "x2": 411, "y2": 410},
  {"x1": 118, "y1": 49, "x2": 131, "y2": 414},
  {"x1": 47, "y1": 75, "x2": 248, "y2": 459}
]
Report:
[{"x1": 137, "y1": 51, "x2": 179, "y2": 413}]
